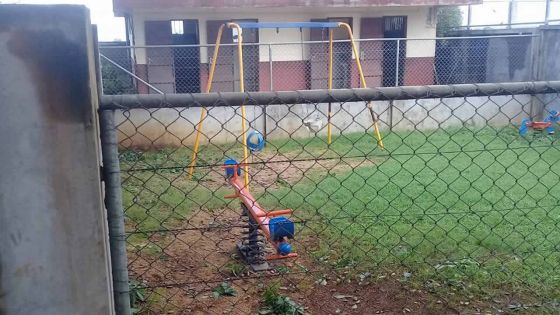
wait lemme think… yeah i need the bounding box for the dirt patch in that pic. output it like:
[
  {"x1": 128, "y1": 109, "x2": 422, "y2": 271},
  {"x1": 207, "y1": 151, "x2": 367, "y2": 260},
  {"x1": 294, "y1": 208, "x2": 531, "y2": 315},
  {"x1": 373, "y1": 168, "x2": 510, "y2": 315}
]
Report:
[
  {"x1": 129, "y1": 208, "x2": 257, "y2": 314},
  {"x1": 192, "y1": 153, "x2": 381, "y2": 191},
  {"x1": 127, "y1": 206, "x2": 468, "y2": 315},
  {"x1": 129, "y1": 207, "x2": 300, "y2": 314},
  {"x1": 250, "y1": 152, "x2": 380, "y2": 189},
  {"x1": 300, "y1": 278, "x2": 454, "y2": 315}
]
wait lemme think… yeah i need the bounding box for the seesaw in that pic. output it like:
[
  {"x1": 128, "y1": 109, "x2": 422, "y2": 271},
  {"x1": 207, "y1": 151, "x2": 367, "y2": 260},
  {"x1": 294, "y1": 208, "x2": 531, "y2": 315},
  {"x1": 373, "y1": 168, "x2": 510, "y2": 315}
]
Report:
[
  {"x1": 519, "y1": 110, "x2": 559, "y2": 136},
  {"x1": 223, "y1": 158, "x2": 297, "y2": 271}
]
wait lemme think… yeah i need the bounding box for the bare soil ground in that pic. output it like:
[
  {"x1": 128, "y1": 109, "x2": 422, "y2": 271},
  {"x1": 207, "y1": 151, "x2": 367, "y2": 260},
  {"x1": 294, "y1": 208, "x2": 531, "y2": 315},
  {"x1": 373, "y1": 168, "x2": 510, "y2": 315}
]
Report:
[
  {"x1": 249, "y1": 153, "x2": 379, "y2": 190},
  {"x1": 301, "y1": 279, "x2": 453, "y2": 315},
  {"x1": 197, "y1": 153, "x2": 380, "y2": 191},
  {"x1": 128, "y1": 207, "x2": 459, "y2": 315}
]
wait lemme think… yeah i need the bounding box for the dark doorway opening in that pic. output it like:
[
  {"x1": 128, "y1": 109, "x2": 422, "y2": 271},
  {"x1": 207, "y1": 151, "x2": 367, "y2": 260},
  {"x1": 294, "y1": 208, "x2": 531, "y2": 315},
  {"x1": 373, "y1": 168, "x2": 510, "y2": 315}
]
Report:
[
  {"x1": 359, "y1": 17, "x2": 384, "y2": 87},
  {"x1": 234, "y1": 19, "x2": 260, "y2": 92},
  {"x1": 206, "y1": 20, "x2": 260, "y2": 92},
  {"x1": 207, "y1": 20, "x2": 235, "y2": 92},
  {"x1": 382, "y1": 16, "x2": 407, "y2": 87},
  {"x1": 310, "y1": 17, "x2": 353, "y2": 89},
  {"x1": 171, "y1": 20, "x2": 200, "y2": 93}
]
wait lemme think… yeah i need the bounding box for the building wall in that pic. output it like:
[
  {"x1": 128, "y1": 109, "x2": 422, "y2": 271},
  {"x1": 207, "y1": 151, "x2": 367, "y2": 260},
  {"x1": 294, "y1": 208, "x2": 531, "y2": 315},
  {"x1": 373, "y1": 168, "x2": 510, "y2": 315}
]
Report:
[
  {"x1": 133, "y1": 6, "x2": 436, "y2": 60},
  {"x1": 115, "y1": 0, "x2": 480, "y2": 15},
  {"x1": 129, "y1": 6, "x2": 437, "y2": 92}
]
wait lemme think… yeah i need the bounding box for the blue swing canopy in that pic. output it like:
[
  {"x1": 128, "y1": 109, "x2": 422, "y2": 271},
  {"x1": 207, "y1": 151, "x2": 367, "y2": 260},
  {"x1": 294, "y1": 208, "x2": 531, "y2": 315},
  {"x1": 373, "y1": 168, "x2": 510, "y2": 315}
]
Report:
[{"x1": 234, "y1": 22, "x2": 341, "y2": 29}]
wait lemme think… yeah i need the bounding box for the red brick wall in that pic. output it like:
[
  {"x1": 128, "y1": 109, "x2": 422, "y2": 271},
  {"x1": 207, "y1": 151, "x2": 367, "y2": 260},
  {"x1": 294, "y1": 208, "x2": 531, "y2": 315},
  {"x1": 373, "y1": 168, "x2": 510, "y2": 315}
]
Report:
[
  {"x1": 351, "y1": 62, "x2": 360, "y2": 88},
  {"x1": 200, "y1": 63, "x2": 209, "y2": 92},
  {"x1": 350, "y1": 60, "x2": 384, "y2": 88},
  {"x1": 136, "y1": 58, "x2": 434, "y2": 95},
  {"x1": 259, "y1": 62, "x2": 271, "y2": 91},
  {"x1": 200, "y1": 61, "x2": 310, "y2": 93},
  {"x1": 134, "y1": 64, "x2": 149, "y2": 94},
  {"x1": 261, "y1": 60, "x2": 309, "y2": 91},
  {"x1": 403, "y1": 57, "x2": 435, "y2": 86}
]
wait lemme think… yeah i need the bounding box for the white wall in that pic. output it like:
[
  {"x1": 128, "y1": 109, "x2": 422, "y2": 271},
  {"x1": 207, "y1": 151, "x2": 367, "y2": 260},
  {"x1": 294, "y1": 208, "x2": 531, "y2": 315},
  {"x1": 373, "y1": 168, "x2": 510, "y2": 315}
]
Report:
[
  {"x1": 116, "y1": 95, "x2": 532, "y2": 148},
  {"x1": 131, "y1": 5, "x2": 437, "y2": 64}
]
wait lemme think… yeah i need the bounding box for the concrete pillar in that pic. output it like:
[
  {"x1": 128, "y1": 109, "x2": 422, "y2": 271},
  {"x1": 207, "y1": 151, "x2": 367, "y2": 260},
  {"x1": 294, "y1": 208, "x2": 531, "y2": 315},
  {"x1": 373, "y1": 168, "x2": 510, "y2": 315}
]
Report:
[
  {"x1": 531, "y1": 25, "x2": 560, "y2": 118},
  {"x1": 0, "y1": 5, "x2": 114, "y2": 315},
  {"x1": 536, "y1": 26, "x2": 560, "y2": 81}
]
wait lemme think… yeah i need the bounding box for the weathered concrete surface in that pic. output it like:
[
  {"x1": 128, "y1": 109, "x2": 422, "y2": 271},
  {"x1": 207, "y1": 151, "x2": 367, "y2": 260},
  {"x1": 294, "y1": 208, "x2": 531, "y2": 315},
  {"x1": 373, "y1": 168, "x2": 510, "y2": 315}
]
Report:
[
  {"x1": 114, "y1": 0, "x2": 481, "y2": 16},
  {"x1": 531, "y1": 26, "x2": 560, "y2": 118},
  {"x1": 538, "y1": 26, "x2": 560, "y2": 81},
  {"x1": 485, "y1": 36, "x2": 533, "y2": 83},
  {"x1": 114, "y1": 95, "x2": 531, "y2": 148},
  {"x1": 0, "y1": 5, "x2": 113, "y2": 315}
]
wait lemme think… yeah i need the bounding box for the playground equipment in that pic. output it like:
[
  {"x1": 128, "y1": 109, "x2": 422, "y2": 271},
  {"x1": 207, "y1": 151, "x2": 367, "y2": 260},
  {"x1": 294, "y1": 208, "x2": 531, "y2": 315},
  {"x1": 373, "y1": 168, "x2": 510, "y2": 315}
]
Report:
[
  {"x1": 224, "y1": 159, "x2": 297, "y2": 270},
  {"x1": 519, "y1": 110, "x2": 560, "y2": 136},
  {"x1": 247, "y1": 130, "x2": 265, "y2": 152},
  {"x1": 188, "y1": 21, "x2": 385, "y2": 185}
]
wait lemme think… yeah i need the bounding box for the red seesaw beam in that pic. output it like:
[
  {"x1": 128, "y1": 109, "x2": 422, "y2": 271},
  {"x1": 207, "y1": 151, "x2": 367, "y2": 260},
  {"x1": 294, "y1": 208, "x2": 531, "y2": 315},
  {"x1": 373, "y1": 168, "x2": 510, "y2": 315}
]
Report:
[
  {"x1": 528, "y1": 121, "x2": 553, "y2": 130},
  {"x1": 223, "y1": 164, "x2": 297, "y2": 260}
]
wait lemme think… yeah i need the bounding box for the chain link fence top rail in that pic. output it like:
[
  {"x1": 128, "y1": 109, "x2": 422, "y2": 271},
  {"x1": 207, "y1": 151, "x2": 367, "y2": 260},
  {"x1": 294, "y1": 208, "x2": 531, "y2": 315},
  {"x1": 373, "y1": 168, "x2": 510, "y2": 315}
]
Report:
[
  {"x1": 99, "y1": 81, "x2": 560, "y2": 314},
  {"x1": 99, "y1": 35, "x2": 539, "y2": 96}
]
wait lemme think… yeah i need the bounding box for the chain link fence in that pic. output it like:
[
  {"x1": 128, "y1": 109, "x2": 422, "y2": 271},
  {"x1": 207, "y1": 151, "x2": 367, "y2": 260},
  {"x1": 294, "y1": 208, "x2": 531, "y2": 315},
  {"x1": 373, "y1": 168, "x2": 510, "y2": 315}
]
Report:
[
  {"x1": 100, "y1": 35, "x2": 538, "y2": 96},
  {"x1": 100, "y1": 81, "x2": 560, "y2": 314}
]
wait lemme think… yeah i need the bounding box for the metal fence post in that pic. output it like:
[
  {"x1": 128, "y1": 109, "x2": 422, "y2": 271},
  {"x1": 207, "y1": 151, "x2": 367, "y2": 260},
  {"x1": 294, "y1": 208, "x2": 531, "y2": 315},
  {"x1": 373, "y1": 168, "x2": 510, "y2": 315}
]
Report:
[
  {"x1": 100, "y1": 109, "x2": 131, "y2": 315},
  {"x1": 507, "y1": 0, "x2": 514, "y2": 29},
  {"x1": 264, "y1": 44, "x2": 273, "y2": 139},
  {"x1": 395, "y1": 39, "x2": 400, "y2": 87},
  {"x1": 269, "y1": 44, "x2": 274, "y2": 91},
  {"x1": 467, "y1": 5, "x2": 472, "y2": 30},
  {"x1": 389, "y1": 39, "x2": 401, "y2": 130},
  {"x1": 545, "y1": 0, "x2": 551, "y2": 24}
]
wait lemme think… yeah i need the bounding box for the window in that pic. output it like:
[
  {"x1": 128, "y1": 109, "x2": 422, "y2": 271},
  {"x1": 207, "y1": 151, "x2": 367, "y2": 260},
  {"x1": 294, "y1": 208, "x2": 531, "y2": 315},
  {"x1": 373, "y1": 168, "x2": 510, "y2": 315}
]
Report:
[{"x1": 171, "y1": 20, "x2": 184, "y2": 35}]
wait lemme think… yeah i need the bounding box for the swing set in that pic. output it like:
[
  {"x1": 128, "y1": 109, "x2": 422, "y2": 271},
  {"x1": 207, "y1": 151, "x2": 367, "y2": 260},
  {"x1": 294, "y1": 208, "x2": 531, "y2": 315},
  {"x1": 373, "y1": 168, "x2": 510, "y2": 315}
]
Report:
[
  {"x1": 187, "y1": 21, "x2": 385, "y2": 187},
  {"x1": 185, "y1": 21, "x2": 386, "y2": 269}
]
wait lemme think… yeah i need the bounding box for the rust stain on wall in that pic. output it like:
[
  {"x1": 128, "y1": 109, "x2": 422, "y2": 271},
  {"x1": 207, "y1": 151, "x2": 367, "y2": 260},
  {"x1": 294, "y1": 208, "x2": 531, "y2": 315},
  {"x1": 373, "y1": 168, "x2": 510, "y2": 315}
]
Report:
[
  {"x1": 2, "y1": 6, "x2": 95, "y2": 243},
  {"x1": 7, "y1": 29, "x2": 90, "y2": 123}
]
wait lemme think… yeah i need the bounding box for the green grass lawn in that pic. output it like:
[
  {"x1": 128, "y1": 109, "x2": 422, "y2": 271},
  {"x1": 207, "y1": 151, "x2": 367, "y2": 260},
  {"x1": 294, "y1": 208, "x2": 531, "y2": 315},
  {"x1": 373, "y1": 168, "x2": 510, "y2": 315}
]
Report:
[{"x1": 121, "y1": 126, "x2": 560, "y2": 306}]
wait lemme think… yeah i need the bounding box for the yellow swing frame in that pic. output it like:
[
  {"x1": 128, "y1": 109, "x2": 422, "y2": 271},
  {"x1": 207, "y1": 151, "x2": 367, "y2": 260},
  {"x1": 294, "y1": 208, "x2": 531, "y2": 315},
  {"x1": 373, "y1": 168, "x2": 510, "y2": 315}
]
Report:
[{"x1": 188, "y1": 22, "x2": 384, "y2": 188}]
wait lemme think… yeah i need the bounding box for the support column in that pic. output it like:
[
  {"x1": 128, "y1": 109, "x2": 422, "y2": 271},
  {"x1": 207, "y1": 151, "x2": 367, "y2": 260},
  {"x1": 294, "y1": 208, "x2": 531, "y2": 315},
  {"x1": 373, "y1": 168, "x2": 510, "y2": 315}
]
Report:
[
  {"x1": 531, "y1": 26, "x2": 560, "y2": 119},
  {"x1": 0, "y1": 5, "x2": 114, "y2": 315}
]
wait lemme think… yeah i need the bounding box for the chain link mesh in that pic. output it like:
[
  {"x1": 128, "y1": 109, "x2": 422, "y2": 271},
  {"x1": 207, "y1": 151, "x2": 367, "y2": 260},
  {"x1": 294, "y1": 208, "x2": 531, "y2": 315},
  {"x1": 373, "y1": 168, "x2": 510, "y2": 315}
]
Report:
[
  {"x1": 99, "y1": 35, "x2": 538, "y2": 95},
  {"x1": 100, "y1": 82, "x2": 560, "y2": 314}
]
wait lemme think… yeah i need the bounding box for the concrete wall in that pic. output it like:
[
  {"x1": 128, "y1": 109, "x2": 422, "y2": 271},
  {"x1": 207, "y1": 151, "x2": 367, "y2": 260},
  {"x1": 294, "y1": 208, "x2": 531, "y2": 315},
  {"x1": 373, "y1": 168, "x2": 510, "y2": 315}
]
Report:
[
  {"x1": 115, "y1": 95, "x2": 532, "y2": 148},
  {"x1": 534, "y1": 25, "x2": 560, "y2": 119},
  {"x1": 485, "y1": 36, "x2": 533, "y2": 83},
  {"x1": 0, "y1": 5, "x2": 113, "y2": 315},
  {"x1": 538, "y1": 26, "x2": 560, "y2": 81},
  {"x1": 115, "y1": 0, "x2": 479, "y2": 15},
  {"x1": 435, "y1": 35, "x2": 535, "y2": 84}
]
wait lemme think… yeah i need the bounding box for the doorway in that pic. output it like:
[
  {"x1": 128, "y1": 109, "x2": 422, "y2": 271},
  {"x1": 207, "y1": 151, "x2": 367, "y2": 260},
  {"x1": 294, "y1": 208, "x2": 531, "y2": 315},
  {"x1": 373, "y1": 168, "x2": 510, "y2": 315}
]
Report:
[
  {"x1": 206, "y1": 20, "x2": 260, "y2": 92},
  {"x1": 359, "y1": 17, "x2": 384, "y2": 87},
  {"x1": 171, "y1": 20, "x2": 200, "y2": 93},
  {"x1": 144, "y1": 20, "x2": 200, "y2": 93},
  {"x1": 234, "y1": 19, "x2": 260, "y2": 92},
  {"x1": 382, "y1": 16, "x2": 407, "y2": 87},
  {"x1": 310, "y1": 17, "x2": 353, "y2": 89}
]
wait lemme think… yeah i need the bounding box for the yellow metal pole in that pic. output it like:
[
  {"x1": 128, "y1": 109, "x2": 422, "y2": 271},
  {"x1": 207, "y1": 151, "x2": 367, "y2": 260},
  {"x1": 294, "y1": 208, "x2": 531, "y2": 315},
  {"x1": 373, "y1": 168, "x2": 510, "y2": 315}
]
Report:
[
  {"x1": 228, "y1": 23, "x2": 250, "y2": 188},
  {"x1": 327, "y1": 28, "x2": 333, "y2": 145},
  {"x1": 188, "y1": 24, "x2": 226, "y2": 178},
  {"x1": 338, "y1": 23, "x2": 385, "y2": 150}
]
